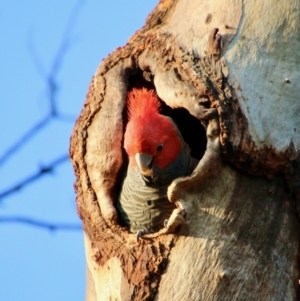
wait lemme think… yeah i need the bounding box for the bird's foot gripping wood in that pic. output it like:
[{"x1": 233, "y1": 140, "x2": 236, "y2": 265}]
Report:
[{"x1": 137, "y1": 208, "x2": 186, "y2": 240}]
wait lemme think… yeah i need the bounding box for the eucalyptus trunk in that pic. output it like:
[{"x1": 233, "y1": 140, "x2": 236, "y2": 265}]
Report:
[{"x1": 70, "y1": 0, "x2": 300, "y2": 300}]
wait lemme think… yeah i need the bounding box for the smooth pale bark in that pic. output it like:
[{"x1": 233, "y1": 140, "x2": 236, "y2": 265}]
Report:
[
  {"x1": 162, "y1": 0, "x2": 300, "y2": 151},
  {"x1": 69, "y1": 0, "x2": 300, "y2": 300}
]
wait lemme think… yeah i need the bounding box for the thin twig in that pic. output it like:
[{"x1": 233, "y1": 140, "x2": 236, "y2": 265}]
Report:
[
  {"x1": 0, "y1": 116, "x2": 52, "y2": 166},
  {"x1": 0, "y1": 0, "x2": 87, "y2": 231},
  {"x1": 56, "y1": 113, "x2": 77, "y2": 123},
  {"x1": 46, "y1": 0, "x2": 87, "y2": 116},
  {"x1": 0, "y1": 216, "x2": 82, "y2": 231},
  {"x1": 0, "y1": 154, "x2": 69, "y2": 200},
  {"x1": 0, "y1": 0, "x2": 86, "y2": 168},
  {"x1": 49, "y1": 0, "x2": 87, "y2": 78}
]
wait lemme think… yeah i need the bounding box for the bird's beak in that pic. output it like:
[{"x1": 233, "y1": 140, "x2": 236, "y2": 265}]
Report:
[{"x1": 135, "y1": 153, "x2": 153, "y2": 176}]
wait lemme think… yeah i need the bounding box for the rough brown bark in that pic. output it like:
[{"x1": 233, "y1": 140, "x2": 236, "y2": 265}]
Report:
[{"x1": 69, "y1": 0, "x2": 300, "y2": 300}]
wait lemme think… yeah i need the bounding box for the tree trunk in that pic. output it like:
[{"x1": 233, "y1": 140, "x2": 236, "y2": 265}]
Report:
[{"x1": 69, "y1": 0, "x2": 300, "y2": 300}]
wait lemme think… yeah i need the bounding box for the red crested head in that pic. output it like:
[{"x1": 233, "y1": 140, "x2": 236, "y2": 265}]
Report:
[{"x1": 124, "y1": 88, "x2": 181, "y2": 171}]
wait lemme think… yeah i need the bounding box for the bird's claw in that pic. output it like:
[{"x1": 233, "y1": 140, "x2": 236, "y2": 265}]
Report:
[
  {"x1": 137, "y1": 208, "x2": 186, "y2": 239},
  {"x1": 136, "y1": 229, "x2": 152, "y2": 241}
]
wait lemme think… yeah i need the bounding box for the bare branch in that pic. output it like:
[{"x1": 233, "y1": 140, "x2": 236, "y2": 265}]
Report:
[
  {"x1": 0, "y1": 0, "x2": 86, "y2": 169},
  {"x1": 0, "y1": 154, "x2": 69, "y2": 200},
  {"x1": 0, "y1": 216, "x2": 82, "y2": 231},
  {"x1": 0, "y1": 116, "x2": 52, "y2": 167},
  {"x1": 47, "y1": 0, "x2": 88, "y2": 116},
  {"x1": 50, "y1": 0, "x2": 87, "y2": 78},
  {"x1": 56, "y1": 113, "x2": 77, "y2": 123}
]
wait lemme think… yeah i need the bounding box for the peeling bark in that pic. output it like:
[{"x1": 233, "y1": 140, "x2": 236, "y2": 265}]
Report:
[{"x1": 69, "y1": 0, "x2": 300, "y2": 300}]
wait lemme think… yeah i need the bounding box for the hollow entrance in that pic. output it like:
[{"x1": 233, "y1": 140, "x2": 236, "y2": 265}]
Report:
[{"x1": 159, "y1": 103, "x2": 206, "y2": 161}]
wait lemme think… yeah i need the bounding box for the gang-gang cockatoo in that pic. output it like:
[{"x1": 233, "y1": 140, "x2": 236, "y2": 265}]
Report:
[{"x1": 116, "y1": 88, "x2": 198, "y2": 237}]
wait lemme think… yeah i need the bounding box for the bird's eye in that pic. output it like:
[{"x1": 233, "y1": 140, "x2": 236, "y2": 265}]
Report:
[{"x1": 157, "y1": 144, "x2": 163, "y2": 152}]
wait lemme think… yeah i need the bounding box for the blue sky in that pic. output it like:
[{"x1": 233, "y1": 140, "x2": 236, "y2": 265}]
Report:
[{"x1": 0, "y1": 1, "x2": 157, "y2": 300}]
